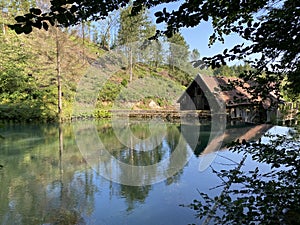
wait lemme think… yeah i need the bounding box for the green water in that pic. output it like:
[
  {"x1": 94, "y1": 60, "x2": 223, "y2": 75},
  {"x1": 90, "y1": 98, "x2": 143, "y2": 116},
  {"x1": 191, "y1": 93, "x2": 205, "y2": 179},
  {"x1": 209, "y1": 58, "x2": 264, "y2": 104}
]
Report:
[{"x1": 0, "y1": 119, "x2": 276, "y2": 225}]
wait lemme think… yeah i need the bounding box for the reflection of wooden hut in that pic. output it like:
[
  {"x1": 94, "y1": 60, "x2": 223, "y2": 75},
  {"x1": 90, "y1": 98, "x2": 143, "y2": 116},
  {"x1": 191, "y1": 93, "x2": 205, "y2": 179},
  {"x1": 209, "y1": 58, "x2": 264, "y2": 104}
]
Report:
[
  {"x1": 177, "y1": 74, "x2": 278, "y2": 123},
  {"x1": 181, "y1": 123, "x2": 272, "y2": 156}
]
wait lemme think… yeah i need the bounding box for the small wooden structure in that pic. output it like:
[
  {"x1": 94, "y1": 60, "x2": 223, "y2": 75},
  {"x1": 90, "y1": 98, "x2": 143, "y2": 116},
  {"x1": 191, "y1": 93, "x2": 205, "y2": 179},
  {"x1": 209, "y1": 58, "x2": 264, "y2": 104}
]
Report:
[
  {"x1": 277, "y1": 102, "x2": 299, "y2": 125},
  {"x1": 177, "y1": 74, "x2": 278, "y2": 123}
]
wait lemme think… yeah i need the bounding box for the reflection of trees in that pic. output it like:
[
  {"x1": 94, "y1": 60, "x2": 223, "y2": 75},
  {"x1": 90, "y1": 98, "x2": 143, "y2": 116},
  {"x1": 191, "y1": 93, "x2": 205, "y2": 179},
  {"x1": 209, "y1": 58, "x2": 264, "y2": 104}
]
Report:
[
  {"x1": 97, "y1": 120, "x2": 185, "y2": 166},
  {"x1": 0, "y1": 123, "x2": 96, "y2": 224},
  {"x1": 93, "y1": 119, "x2": 191, "y2": 207},
  {"x1": 118, "y1": 185, "x2": 152, "y2": 212},
  {"x1": 179, "y1": 122, "x2": 211, "y2": 156},
  {"x1": 95, "y1": 121, "x2": 189, "y2": 186},
  {"x1": 184, "y1": 131, "x2": 300, "y2": 224},
  {"x1": 98, "y1": 121, "x2": 169, "y2": 166},
  {"x1": 165, "y1": 170, "x2": 183, "y2": 186}
]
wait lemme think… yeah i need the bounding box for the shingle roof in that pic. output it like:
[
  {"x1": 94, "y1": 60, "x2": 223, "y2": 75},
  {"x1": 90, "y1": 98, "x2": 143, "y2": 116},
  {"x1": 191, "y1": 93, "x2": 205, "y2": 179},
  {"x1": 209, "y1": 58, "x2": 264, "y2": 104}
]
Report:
[
  {"x1": 200, "y1": 74, "x2": 252, "y2": 107},
  {"x1": 178, "y1": 74, "x2": 278, "y2": 108}
]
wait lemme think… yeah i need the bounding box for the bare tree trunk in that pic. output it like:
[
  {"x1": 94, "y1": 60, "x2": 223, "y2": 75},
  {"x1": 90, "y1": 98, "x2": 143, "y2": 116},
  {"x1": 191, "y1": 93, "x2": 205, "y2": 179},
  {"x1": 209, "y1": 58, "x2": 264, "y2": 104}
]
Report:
[
  {"x1": 55, "y1": 21, "x2": 63, "y2": 122},
  {"x1": 129, "y1": 46, "x2": 133, "y2": 82},
  {"x1": 82, "y1": 22, "x2": 85, "y2": 63}
]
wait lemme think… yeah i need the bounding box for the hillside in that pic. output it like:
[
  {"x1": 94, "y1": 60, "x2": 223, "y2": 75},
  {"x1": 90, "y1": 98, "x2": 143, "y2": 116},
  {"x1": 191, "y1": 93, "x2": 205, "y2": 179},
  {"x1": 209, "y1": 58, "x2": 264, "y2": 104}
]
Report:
[
  {"x1": 0, "y1": 25, "x2": 103, "y2": 121},
  {"x1": 0, "y1": 27, "x2": 195, "y2": 122}
]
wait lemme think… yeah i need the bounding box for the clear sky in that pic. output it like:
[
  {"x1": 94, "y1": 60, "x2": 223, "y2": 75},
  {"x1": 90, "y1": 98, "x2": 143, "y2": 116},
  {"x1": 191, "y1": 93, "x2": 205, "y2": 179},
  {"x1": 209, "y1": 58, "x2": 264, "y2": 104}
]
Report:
[
  {"x1": 149, "y1": 2, "x2": 251, "y2": 64},
  {"x1": 180, "y1": 23, "x2": 249, "y2": 58}
]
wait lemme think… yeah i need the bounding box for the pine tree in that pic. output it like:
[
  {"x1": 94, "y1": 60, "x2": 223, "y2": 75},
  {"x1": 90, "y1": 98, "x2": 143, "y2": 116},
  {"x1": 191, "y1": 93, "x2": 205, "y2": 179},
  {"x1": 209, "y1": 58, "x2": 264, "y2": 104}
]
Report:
[
  {"x1": 149, "y1": 39, "x2": 164, "y2": 69},
  {"x1": 191, "y1": 48, "x2": 200, "y2": 62},
  {"x1": 117, "y1": 5, "x2": 155, "y2": 82},
  {"x1": 167, "y1": 32, "x2": 190, "y2": 71}
]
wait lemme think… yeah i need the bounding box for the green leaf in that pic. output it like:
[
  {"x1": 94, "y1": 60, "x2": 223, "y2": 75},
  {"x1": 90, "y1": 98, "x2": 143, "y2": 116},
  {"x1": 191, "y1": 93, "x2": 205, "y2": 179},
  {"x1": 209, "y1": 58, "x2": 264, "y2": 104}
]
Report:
[
  {"x1": 22, "y1": 24, "x2": 33, "y2": 34},
  {"x1": 154, "y1": 11, "x2": 163, "y2": 17},
  {"x1": 42, "y1": 22, "x2": 49, "y2": 30},
  {"x1": 30, "y1": 8, "x2": 42, "y2": 15},
  {"x1": 35, "y1": 21, "x2": 42, "y2": 29},
  {"x1": 15, "y1": 16, "x2": 26, "y2": 23},
  {"x1": 8, "y1": 24, "x2": 23, "y2": 34},
  {"x1": 156, "y1": 17, "x2": 164, "y2": 23}
]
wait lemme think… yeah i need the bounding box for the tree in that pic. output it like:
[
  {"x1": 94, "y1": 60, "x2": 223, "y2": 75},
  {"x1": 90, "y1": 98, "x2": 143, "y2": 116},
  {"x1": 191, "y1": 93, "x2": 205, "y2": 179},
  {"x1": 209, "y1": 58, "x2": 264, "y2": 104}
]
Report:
[
  {"x1": 190, "y1": 48, "x2": 200, "y2": 62},
  {"x1": 213, "y1": 65, "x2": 234, "y2": 77},
  {"x1": 55, "y1": 21, "x2": 63, "y2": 121},
  {"x1": 117, "y1": 5, "x2": 155, "y2": 82},
  {"x1": 0, "y1": 2, "x2": 8, "y2": 35},
  {"x1": 167, "y1": 32, "x2": 189, "y2": 71},
  {"x1": 8, "y1": 0, "x2": 299, "y2": 97},
  {"x1": 95, "y1": 12, "x2": 119, "y2": 51},
  {"x1": 166, "y1": 32, "x2": 194, "y2": 86},
  {"x1": 149, "y1": 39, "x2": 164, "y2": 69},
  {"x1": 0, "y1": 29, "x2": 56, "y2": 121},
  {"x1": 183, "y1": 133, "x2": 300, "y2": 224},
  {"x1": 0, "y1": 0, "x2": 36, "y2": 34},
  {"x1": 10, "y1": 0, "x2": 35, "y2": 14},
  {"x1": 212, "y1": 64, "x2": 253, "y2": 77}
]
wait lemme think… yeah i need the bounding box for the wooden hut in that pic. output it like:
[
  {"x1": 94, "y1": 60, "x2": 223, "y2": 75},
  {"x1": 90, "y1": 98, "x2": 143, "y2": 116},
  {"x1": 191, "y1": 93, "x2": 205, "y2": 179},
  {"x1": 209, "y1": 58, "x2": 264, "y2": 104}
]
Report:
[{"x1": 177, "y1": 74, "x2": 278, "y2": 123}]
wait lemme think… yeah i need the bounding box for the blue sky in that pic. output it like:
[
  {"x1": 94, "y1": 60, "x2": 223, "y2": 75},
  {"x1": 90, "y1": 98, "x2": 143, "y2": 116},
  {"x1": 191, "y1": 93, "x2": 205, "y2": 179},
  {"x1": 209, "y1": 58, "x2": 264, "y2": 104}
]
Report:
[
  {"x1": 180, "y1": 23, "x2": 249, "y2": 58},
  {"x1": 149, "y1": 2, "x2": 251, "y2": 64}
]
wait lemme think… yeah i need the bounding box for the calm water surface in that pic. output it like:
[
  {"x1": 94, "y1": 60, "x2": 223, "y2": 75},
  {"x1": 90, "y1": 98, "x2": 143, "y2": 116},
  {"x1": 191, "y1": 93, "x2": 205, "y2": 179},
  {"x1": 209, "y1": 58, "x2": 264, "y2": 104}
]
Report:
[{"x1": 0, "y1": 119, "x2": 284, "y2": 225}]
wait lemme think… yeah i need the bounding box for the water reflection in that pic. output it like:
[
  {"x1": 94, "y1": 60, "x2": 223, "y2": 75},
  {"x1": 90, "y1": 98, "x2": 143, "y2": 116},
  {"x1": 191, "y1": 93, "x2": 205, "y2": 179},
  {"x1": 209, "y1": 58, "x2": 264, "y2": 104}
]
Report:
[
  {"x1": 0, "y1": 120, "x2": 270, "y2": 225},
  {"x1": 74, "y1": 119, "x2": 194, "y2": 186}
]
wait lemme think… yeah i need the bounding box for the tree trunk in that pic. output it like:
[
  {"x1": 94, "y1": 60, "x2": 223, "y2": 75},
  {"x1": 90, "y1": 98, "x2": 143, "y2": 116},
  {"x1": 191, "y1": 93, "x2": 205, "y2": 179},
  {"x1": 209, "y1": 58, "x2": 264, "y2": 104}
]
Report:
[
  {"x1": 82, "y1": 22, "x2": 85, "y2": 62},
  {"x1": 55, "y1": 22, "x2": 63, "y2": 122},
  {"x1": 129, "y1": 46, "x2": 133, "y2": 82}
]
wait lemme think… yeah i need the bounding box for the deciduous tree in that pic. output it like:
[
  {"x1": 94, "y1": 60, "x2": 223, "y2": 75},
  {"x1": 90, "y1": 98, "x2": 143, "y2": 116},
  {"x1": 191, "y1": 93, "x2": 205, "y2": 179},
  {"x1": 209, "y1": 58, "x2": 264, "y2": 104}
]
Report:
[{"x1": 7, "y1": 0, "x2": 299, "y2": 95}]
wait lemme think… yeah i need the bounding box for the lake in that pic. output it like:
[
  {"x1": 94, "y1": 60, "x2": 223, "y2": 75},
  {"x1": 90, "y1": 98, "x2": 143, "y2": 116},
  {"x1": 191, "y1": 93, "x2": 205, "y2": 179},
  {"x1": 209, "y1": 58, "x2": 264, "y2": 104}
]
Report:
[{"x1": 0, "y1": 119, "x2": 286, "y2": 225}]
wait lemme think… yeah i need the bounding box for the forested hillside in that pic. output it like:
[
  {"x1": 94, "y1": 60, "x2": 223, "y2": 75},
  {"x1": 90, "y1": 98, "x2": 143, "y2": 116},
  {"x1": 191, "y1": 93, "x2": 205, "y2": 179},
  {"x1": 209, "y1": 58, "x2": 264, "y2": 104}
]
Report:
[
  {"x1": 0, "y1": 1, "x2": 258, "y2": 122},
  {"x1": 0, "y1": 24, "x2": 102, "y2": 121},
  {"x1": 0, "y1": 1, "x2": 197, "y2": 122}
]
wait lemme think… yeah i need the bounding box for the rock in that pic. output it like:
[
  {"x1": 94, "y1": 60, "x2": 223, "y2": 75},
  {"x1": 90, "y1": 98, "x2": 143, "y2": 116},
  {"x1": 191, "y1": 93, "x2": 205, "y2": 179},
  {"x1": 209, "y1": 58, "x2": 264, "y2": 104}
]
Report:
[
  {"x1": 132, "y1": 105, "x2": 140, "y2": 110},
  {"x1": 149, "y1": 100, "x2": 161, "y2": 109}
]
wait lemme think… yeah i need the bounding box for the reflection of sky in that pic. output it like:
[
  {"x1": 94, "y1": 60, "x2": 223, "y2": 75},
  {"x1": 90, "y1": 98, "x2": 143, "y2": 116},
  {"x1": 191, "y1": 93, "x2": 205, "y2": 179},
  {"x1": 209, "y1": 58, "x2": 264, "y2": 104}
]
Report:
[
  {"x1": 160, "y1": 138, "x2": 171, "y2": 160},
  {"x1": 0, "y1": 122, "x2": 294, "y2": 225},
  {"x1": 261, "y1": 126, "x2": 294, "y2": 144}
]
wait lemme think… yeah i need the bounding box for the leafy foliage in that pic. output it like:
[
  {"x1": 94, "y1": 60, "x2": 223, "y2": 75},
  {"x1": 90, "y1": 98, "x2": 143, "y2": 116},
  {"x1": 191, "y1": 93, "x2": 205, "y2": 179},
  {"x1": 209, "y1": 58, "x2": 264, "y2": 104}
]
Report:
[
  {"x1": 8, "y1": 0, "x2": 299, "y2": 99},
  {"x1": 8, "y1": 0, "x2": 297, "y2": 119},
  {"x1": 1, "y1": 9, "x2": 190, "y2": 121},
  {"x1": 0, "y1": 30, "x2": 56, "y2": 121},
  {"x1": 183, "y1": 132, "x2": 300, "y2": 224},
  {"x1": 0, "y1": 11, "x2": 101, "y2": 121},
  {"x1": 118, "y1": 5, "x2": 155, "y2": 45},
  {"x1": 213, "y1": 64, "x2": 253, "y2": 78}
]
